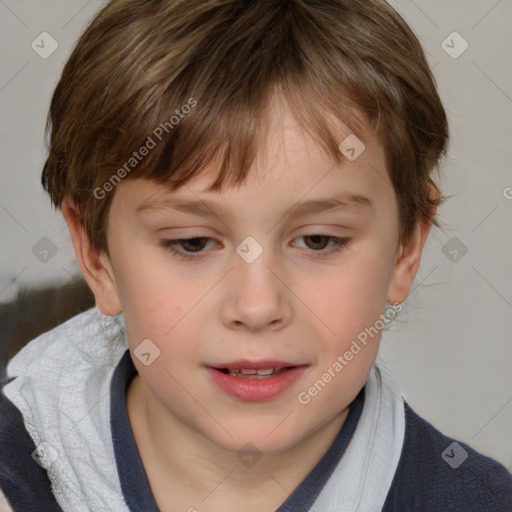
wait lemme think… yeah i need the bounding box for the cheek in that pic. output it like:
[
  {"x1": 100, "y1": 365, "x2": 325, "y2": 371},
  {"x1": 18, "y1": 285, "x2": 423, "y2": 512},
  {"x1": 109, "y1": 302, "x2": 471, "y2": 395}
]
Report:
[
  {"x1": 306, "y1": 248, "x2": 395, "y2": 341},
  {"x1": 295, "y1": 253, "x2": 392, "y2": 415},
  {"x1": 112, "y1": 252, "x2": 205, "y2": 364},
  {"x1": 122, "y1": 292, "x2": 201, "y2": 406},
  {"x1": 112, "y1": 245, "x2": 190, "y2": 335}
]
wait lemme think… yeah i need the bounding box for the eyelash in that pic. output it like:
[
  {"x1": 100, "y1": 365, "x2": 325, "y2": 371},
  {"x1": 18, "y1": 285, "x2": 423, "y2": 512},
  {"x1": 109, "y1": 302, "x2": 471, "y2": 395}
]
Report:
[{"x1": 160, "y1": 235, "x2": 351, "y2": 261}]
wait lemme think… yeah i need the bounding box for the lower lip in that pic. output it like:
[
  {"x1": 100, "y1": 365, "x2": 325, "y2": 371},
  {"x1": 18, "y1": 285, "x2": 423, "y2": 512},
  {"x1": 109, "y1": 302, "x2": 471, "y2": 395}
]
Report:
[{"x1": 206, "y1": 366, "x2": 308, "y2": 401}]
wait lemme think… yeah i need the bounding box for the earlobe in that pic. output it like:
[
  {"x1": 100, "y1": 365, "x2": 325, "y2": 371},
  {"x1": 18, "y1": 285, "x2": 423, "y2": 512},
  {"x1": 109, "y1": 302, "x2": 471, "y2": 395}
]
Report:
[{"x1": 61, "y1": 199, "x2": 122, "y2": 316}]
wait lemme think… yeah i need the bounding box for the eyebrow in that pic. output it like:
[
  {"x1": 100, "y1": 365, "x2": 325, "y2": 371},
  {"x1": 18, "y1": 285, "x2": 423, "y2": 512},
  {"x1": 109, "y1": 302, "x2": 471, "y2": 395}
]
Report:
[{"x1": 135, "y1": 193, "x2": 373, "y2": 220}]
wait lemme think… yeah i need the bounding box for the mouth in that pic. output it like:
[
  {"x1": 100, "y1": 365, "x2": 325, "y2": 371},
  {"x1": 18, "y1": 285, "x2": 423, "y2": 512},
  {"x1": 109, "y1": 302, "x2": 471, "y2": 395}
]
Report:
[
  {"x1": 214, "y1": 366, "x2": 297, "y2": 379},
  {"x1": 205, "y1": 361, "x2": 309, "y2": 401}
]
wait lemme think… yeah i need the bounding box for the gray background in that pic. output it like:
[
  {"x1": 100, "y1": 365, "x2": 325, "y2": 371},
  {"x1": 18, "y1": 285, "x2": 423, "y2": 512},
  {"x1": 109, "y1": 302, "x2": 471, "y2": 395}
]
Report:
[{"x1": 0, "y1": 0, "x2": 511, "y2": 471}]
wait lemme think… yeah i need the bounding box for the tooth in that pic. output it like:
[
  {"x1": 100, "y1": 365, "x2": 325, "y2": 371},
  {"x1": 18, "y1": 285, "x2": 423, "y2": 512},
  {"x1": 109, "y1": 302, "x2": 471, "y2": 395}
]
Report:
[
  {"x1": 256, "y1": 368, "x2": 275, "y2": 375},
  {"x1": 225, "y1": 368, "x2": 284, "y2": 378}
]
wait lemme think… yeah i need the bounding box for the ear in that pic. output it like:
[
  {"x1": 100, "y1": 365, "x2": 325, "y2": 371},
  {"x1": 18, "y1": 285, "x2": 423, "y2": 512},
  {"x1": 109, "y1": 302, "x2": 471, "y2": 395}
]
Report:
[
  {"x1": 387, "y1": 187, "x2": 437, "y2": 305},
  {"x1": 61, "y1": 198, "x2": 122, "y2": 315}
]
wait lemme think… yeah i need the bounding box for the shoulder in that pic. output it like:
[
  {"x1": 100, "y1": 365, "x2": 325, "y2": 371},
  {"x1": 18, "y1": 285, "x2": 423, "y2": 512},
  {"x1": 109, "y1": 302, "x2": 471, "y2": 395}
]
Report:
[
  {"x1": 0, "y1": 382, "x2": 62, "y2": 511},
  {"x1": 383, "y1": 402, "x2": 512, "y2": 512},
  {"x1": 0, "y1": 307, "x2": 126, "y2": 512}
]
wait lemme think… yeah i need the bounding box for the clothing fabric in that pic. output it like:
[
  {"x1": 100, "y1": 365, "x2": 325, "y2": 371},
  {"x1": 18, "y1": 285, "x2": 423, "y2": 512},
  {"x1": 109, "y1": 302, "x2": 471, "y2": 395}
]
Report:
[{"x1": 1, "y1": 307, "x2": 511, "y2": 511}]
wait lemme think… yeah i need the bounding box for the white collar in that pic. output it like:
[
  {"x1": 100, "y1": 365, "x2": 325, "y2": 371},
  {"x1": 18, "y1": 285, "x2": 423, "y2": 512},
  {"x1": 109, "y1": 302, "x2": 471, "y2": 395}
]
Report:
[{"x1": 310, "y1": 364, "x2": 405, "y2": 511}]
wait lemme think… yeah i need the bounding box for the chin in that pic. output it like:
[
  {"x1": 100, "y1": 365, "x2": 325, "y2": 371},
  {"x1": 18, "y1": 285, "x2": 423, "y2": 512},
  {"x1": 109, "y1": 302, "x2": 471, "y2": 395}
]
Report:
[{"x1": 206, "y1": 418, "x2": 307, "y2": 457}]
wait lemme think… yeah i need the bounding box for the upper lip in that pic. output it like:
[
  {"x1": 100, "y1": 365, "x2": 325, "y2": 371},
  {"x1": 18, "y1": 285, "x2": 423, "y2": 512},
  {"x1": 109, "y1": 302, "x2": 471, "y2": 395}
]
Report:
[{"x1": 208, "y1": 360, "x2": 307, "y2": 370}]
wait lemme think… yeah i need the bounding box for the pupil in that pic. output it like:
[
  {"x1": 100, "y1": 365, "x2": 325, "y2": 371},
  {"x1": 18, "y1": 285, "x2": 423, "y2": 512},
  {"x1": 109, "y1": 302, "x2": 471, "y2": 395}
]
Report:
[
  {"x1": 307, "y1": 235, "x2": 327, "y2": 250},
  {"x1": 183, "y1": 237, "x2": 207, "y2": 252}
]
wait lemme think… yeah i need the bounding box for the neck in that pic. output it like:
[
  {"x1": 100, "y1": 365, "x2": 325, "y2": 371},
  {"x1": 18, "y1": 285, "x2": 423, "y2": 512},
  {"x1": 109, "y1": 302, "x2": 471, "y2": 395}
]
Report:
[{"x1": 127, "y1": 374, "x2": 349, "y2": 505}]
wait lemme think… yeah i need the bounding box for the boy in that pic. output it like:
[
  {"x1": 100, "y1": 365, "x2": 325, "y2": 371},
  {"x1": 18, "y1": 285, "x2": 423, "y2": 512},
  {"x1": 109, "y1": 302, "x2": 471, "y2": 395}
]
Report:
[{"x1": 1, "y1": 0, "x2": 511, "y2": 510}]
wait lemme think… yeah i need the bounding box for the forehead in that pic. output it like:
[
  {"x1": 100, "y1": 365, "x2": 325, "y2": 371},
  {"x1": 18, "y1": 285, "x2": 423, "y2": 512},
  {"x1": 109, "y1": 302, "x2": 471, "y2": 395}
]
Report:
[{"x1": 111, "y1": 99, "x2": 394, "y2": 223}]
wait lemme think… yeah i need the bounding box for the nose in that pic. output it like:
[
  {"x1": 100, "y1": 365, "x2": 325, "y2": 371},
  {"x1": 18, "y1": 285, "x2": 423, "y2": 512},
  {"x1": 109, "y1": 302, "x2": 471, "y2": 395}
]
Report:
[{"x1": 220, "y1": 248, "x2": 292, "y2": 333}]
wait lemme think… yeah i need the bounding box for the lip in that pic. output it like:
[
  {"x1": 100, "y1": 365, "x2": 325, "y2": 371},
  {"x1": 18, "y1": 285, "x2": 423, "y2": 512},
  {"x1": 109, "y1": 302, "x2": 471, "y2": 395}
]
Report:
[
  {"x1": 206, "y1": 364, "x2": 309, "y2": 401},
  {"x1": 208, "y1": 359, "x2": 301, "y2": 371}
]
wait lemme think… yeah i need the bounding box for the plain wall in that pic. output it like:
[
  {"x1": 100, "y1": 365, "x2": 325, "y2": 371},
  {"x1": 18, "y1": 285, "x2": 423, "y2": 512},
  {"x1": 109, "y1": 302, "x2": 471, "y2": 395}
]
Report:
[{"x1": 0, "y1": 0, "x2": 511, "y2": 471}]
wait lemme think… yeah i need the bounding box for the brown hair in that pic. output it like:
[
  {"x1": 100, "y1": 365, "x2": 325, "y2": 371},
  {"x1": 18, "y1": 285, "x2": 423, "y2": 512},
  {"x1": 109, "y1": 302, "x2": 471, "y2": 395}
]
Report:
[{"x1": 42, "y1": 0, "x2": 448, "y2": 255}]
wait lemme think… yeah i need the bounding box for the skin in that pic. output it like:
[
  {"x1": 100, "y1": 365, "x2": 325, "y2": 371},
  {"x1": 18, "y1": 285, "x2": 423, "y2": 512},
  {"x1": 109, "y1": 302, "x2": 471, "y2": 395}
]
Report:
[{"x1": 62, "y1": 95, "x2": 434, "y2": 510}]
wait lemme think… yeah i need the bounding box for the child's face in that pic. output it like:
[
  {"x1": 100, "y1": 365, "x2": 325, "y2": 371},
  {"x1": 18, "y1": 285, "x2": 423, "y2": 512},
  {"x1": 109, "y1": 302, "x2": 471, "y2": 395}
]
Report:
[{"x1": 79, "y1": 99, "x2": 428, "y2": 455}]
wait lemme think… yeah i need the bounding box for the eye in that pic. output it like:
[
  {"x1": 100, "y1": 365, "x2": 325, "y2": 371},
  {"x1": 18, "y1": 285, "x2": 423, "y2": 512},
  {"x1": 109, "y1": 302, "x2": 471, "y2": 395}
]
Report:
[
  {"x1": 293, "y1": 235, "x2": 350, "y2": 257},
  {"x1": 160, "y1": 237, "x2": 214, "y2": 260},
  {"x1": 160, "y1": 235, "x2": 351, "y2": 261}
]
